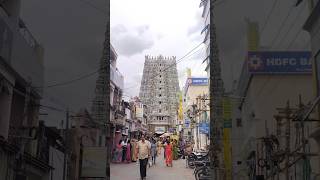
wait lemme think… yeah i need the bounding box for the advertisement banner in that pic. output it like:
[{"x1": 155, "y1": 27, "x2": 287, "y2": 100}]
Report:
[
  {"x1": 199, "y1": 122, "x2": 209, "y2": 134},
  {"x1": 81, "y1": 147, "x2": 107, "y2": 178},
  {"x1": 135, "y1": 105, "x2": 143, "y2": 118},
  {"x1": 247, "y1": 51, "x2": 312, "y2": 74},
  {"x1": 223, "y1": 97, "x2": 232, "y2": 180}
]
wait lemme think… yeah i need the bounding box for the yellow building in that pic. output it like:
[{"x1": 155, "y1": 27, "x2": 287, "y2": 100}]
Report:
[{"x1": 183, "y1": 77, "x2": 209, "y2": 150}]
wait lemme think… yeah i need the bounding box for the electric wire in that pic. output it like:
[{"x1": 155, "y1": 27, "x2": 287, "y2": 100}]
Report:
[
  {"x1": 260, "y1": 0, "x2": 279, "y2": 36},
  {"x1": 275, "y1": 1, "x2": 306, "y2": 49},
  {"x1": 12, "y1": 87, "x2": 76, "y2": 114},
  {"x1": 269, "y1": 4, "x2": 295, "y2": 48},
  {"x1": 122, "y1": 41, "x2": 204, "y2": 91},
  {"x1": 34, "y1": 69, "x2": 100, "y2": 89},
  {"x1": 78, "y1": 0, "x2": 106, "y2": 15}
]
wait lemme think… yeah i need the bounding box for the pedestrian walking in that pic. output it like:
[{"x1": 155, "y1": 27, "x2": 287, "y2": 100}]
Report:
[
  {"x1": 125, "y1": 139, "x2": 131, "y2": 163},
  {"x1": 136, "y1": 134, "x2": 151, "y2": 180},
  {"x1": 163, "y1": 139, "x2": 167, "y2": 159},
  {"x1": 156, "y1": 139, "x2": 162, "y2": 156},
  {"x1": 121, "y1": 138, "x2": 128, "y2": 162},
  {"x1": 179, "y1": 138, "x2": 185, "y2": 159},
  {"x1": 165, "y1": 140, "x2": 173, "y2": 167},
  {"x1": 116, "y1": 140, "x2": 123, "y2": 163},
  {"x1": 151, "y1": 139, "x2": 157, "y2": 165},
  {"x1": 131, "y1": 139, "x2": 138, "y2": 162}
]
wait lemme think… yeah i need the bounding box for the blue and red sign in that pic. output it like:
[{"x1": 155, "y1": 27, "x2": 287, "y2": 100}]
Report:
[
  {"x1": 187, "y1": 78, "x2": 208, "y2": 85},
  {"x1": 247, "y1": 51, "x2": 312, "y2": 74}
]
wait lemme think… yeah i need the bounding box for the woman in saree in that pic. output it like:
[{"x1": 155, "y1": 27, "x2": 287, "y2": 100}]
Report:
[
  {"x1": 125, "y1": 139, "x2": 131, "y2": 163},
  {"x1": 156, "y1": 139, "x2": 162, "y2": 156},
  {"x1": 165, "y1": 140, "x2": 173, "y2": 167},
  {"x1": 131, "y1": 139, "x2": 137, "y2": 162},
  {"x1": 116, "y1": 140, "x2": 123, "y2": 163},
  {"x1": 172, "y1": 139, "x2": 178, "y2": 160}
]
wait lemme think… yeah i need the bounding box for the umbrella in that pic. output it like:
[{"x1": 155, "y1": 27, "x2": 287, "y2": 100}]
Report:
[{"x1": 160, "y1": 132, "x2": 172, "y2": 138}]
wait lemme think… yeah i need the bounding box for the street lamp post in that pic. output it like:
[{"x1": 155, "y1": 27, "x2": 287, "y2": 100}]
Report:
[{"x1": 79, "y1": 135, "x2": 88, "y2": 179}]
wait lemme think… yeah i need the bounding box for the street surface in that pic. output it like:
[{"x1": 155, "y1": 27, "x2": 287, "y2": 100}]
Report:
[{"x1": 111, "y1": 151, "x2": 194, "y2": 180}]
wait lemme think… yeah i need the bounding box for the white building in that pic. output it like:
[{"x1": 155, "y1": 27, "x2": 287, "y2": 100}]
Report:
[{"x1": 183, "y1": 76, "x2": 209, "y2": 150}]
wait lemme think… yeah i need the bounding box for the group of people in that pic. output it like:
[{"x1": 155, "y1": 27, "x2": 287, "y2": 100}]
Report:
[
  {"x1": 112, "y1": 138, "x2": 139, "y2": 163},
  {"x1": 113, "y1": 134, "x2": 194, "y2": 180}
]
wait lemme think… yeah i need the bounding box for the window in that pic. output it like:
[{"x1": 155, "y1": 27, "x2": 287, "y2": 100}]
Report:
[
  {"x1": 236, "y1": 118, "x2": 242, "y2": 127},
  {"x1": 160, "y1": 64, "x2": 161, "y2": 66},
  {"x1": 159, "y1": 81, "x2": 162, "y2": 83},
  {"x1": 159, "y1": 94, "x2": 162, "y2": 97},
  {"x1": 160, "y1": 75, "x2": 161, "y2": 77},
  {"x1": 159, "y1": 109, "x2": 161, "y2": 113},
  {"x1": 160, "y1": 70, "x2": 161, "y2": 72},
  {"x1": 316, "y1": 50, "x2": 320, "y2": 96},
  {"x1": 159, "y1": 101, "x2": 162, "y2": 104},
  {"x1": 159, "y1": 88, "x2": 162, "y2": 90}
]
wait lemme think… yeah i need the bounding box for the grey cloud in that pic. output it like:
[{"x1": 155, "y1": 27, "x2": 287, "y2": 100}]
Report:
[
  {"x1": 157, "y1": 33, "x2": 164, "y2": 40},
  {"x1": 187, "y1": 19, "x2": 203, "y2": 36},
  {"x1": 112, "y1": 25, "x2": 154, "y2": 57},
  {"x1": 187, "y1": 10, "x2": 203, "y2": 36},
  {"x1": 112, "y1": 24, "x2": 128, "y2": 34},
  {"x1": 137, "y1": 25, "x2": 149, "y2": 35}
]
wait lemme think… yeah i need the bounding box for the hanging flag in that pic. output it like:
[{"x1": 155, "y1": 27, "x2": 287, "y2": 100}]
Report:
[
  {"x1": 201, "y1": 24, "x2": 210, "y2": 34},
  {"x1": 199, "y1": 0, "x2": 208, "y2": 7}
]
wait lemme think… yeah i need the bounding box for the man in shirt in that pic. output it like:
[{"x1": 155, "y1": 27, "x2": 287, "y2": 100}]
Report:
[{"x1": 136, "y1": 134, "x2": 151, "y2": 180}]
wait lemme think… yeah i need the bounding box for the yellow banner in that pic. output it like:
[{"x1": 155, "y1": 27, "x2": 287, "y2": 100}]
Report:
[
  {"x1": 223, "y1": 97, "x2": 232, "y2": 180},
  {"x1": 246, "y1": 19, "x2": 259, "y2": 51}
]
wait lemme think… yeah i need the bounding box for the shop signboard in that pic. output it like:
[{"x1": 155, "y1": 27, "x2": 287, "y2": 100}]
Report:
[
  {"x1": 135, "y1": 103, "x2": 144, "y2": 118},
  {"x1": 168, "y1": 128, "x2": 176, "y2": 133},
  {"x1": 247, "y1": 51, "x2": 312, "y2": 74},
  {"x1": 155, "y1": 126, "x2": 165, "y2": 134},
  {"x1": 199, "y1": 122, "x2": 209, "y2": 134},
  {"x1": 81, "y1": 147, "x2": 107, "y2": 178},
  {"x1": 184, "y1": 119, "x2": 190, "y2": 128}
]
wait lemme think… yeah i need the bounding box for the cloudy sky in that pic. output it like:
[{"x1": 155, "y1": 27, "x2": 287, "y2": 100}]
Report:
[
  {"x1": 19, "y1": 0, "x2": 310, "y2": 127},
  {"x1": 111, "y1": 0, "x2": 207, "y2": 99}
]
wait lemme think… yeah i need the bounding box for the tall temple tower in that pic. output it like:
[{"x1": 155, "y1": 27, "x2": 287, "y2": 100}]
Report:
[{"x1": 139, "y1": 55, "x2": 180, "y2": 133}]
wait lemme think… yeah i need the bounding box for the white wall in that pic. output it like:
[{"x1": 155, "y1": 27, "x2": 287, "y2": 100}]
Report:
[
  {"x1": 48, "y1": 147, "x2": 64, "y2": 180},
  {"x1": 232, "y1": 74, "x2": 317, "y2": 178}
]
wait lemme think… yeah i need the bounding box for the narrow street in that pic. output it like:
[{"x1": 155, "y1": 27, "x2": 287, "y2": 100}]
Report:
[{"x1": 111, "y1": 151, "x2": 194, "y2": 180}]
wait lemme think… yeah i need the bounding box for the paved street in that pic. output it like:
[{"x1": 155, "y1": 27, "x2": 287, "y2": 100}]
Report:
[{"x1": 111, "y1": 151, "x2": 194, "y2": 180}]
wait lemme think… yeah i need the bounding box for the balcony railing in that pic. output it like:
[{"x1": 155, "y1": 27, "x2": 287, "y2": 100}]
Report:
[
  {"x1": 110, "y1": 65, "x2": 124, "y2": 90},
  {"x1": 19, "y1": 19, "x2": 39, "y2": 49}
]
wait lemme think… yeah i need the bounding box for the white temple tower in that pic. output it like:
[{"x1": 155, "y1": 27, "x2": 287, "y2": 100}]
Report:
[{"x1": 139, "y1": 55, "x2": 180, "y2": 133}]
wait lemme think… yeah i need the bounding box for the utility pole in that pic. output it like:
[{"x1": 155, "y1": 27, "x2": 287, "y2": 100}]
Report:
[
  {"x1": 15, "y1": 82, "x2": 31, "y2": 178},
  {"x1": 210, "y1": 0, "x2": 224, "y2": 179},
  {"x1": 63, "y1": 108, "x2": 69, "y2": 180}
]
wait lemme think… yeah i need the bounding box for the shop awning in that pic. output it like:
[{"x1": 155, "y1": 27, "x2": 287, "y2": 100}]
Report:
[{"x1": 155, "y1": 131, "x2": 164, "y2": 135}]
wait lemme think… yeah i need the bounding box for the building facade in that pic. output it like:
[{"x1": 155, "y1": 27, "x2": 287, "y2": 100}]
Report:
[
  {"x1": 303, "y1": 0, "x2": 320, "y2": 175},
  {"x1": 0, "y1": 1, "x2": 51, "y2": 179},
  {"x1": 183, "y1": 76, "x2": 209, "y2": 150},
  {"x1": 139, "y1": 55, "x2": 180, "y2": 133},
  {"x1": 200, "y1": 0, "x2": 210, "y2": 78}
]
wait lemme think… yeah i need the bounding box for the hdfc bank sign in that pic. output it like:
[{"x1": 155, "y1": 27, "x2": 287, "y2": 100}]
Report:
[{"x1": 247, "y1": 51, "x2": 312, "y2": 74}]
